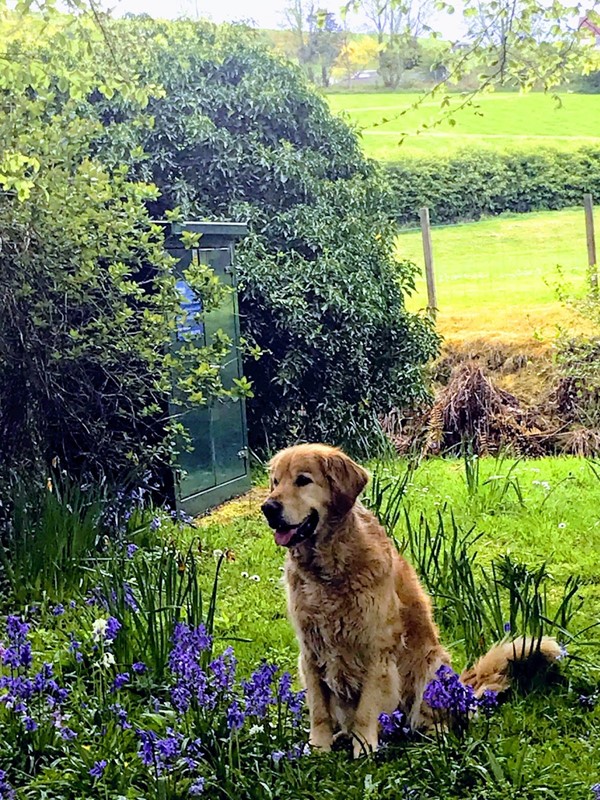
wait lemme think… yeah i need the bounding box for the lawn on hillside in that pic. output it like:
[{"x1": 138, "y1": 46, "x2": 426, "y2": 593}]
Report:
[
  {"x1": 195, "y1": 455, "x2": 600, "y2": 797},
  {"x1": 396, "y1": 207, "x2": 592, "y2": 341},
  {"x1": 327, "y1": 91, "x2": 600, "y2": 159}
]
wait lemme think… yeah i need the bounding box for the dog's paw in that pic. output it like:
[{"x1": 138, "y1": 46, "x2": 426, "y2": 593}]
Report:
[
  {"x1": 351, "y1": 730, "x2": 379, "y2": 759},
  {"x1": 309, "y1": 724, "x2": 333, "y2": 752}
]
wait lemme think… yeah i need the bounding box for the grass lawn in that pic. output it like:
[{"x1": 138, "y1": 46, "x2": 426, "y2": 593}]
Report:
[
  {"x1": 396, "y1": 207, "x2": 592, "y2": 342},
  {"x1": 326, "y1": 91, "x2": 600, "y2": 160},
  {"x1": 194, "y1": 455, "x2": 600, "y2": 798}
]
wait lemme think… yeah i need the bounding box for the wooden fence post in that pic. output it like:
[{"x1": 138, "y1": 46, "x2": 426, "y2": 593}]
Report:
[
  {"x1": 419, "y1": 207, "x2": 437, "y2": 317},
  {"x1": 584, "y1": 193, "x2": 598, "y2": 295}
]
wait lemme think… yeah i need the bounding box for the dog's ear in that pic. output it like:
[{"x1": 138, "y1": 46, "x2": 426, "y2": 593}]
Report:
[{"x1": 325, "y1": 452, "x2": 369, "y2": 518}]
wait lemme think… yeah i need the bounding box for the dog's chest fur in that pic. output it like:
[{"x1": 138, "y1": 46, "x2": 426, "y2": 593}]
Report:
[{"x1": 285, "y1": 530, "x2": 397, "y2": 699}]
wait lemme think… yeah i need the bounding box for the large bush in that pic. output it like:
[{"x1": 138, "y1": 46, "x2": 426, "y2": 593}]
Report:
[
  {"x1": 0, "y1": 18, "x2": 236, "y2": 483},
  {"x1": 387, "y1": 146, "x2": 600, "y2": 225},
  {"x1": 90, "y1": 20, "x2": 439, "y2": 456}
]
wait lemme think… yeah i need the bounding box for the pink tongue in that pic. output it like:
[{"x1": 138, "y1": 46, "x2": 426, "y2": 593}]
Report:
[{"x1": 274, "y1": 528, "x2": 298, "y2": 547}]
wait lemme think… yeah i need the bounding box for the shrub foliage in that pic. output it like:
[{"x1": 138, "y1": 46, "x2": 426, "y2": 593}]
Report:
[
  {"x1": 387, "y1": 146, "x2": 600, "y2": 225},
  {"x1": 90, "y1": 19, "x2": 439, "y2": 456}
]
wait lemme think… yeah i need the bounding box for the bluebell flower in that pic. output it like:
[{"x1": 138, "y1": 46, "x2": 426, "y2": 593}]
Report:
[
  {"x1": 242, "y1": 662, "x2": 278, "y2": 718},
  {"x1": 89, "y1": 760, "x2": 107, "y2": 779},
  {"x1": 132, "y1": 661, "x2": 147, "y2": 674},
  {"x1": 59, "y1": 727, "x2": 77, "y2": 741},
  {"x1": 105, "y1": 616, "x2": 121, "y2": 643},
  {"x1": 69, "y1": 600, "x2": 77, "y2": 609},
  {"x1": 23, "y1": 715, "x2": 38, "y2": 732},
  {"x1": 110, "y1": 703, "x2": 132, "y2": 730},
  {"x1": 379, "y1": 709, "x2": 407, "y2": 737},
  {"x1": 423, "y1": 665, "x2": 477, "y2": 715},
  {"x1": 150, "y1": 516, "x2": 162, "y2": 532},
  {"x1": 270, "y1": 750, "x2": 286, "y2": 764},
  {"x1": 52, "y1": 604, "x2": 65, "y2": 617},
  {"x1": 189, "y1": 777, "x2": 205, "y2": 796},
  {"x1": 478, "y1": 689, "x2": 499, "y2": 716},
  {"x1": 277, "y1": 672, "x2": 305, "y2": 723},
  {"x1": 123, "y1": 582, "x2": 139, "y2": 613},
  {"x1": 126, "y1": 543, "x2": 139, "y2": 559},
  {"x1": 137, "y1": 729, "x2": 158, "y2": 767},
  {"x1": 503, "y1": 622, "x2": 511, "y2": 633},
  {"x1": 209, "y1": 647, "x2": 237, "y2": 694},
  {"x1": 591, "y1": 784, "x2": 600, "y2": 800},
  {"x1": 226, "y1": 699, "x2": 245, "y2": 731},
  {"x1": 0, "y1": 768, "x2": 15, "y2": 800},
  {"x1": 113, "y1": 672, "x2": 130, "y2": 691}
]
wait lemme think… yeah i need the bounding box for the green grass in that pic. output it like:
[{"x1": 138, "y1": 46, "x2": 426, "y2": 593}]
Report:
[
  {"x1": 326, "y1": 91, "x2": 600, "y2": 159},
  {"x1": 194, "y1": 455, "x2": 600, "y2": 798},
  {"x1": 396, "y1": 207, "x2": 591, "y2": 340}
]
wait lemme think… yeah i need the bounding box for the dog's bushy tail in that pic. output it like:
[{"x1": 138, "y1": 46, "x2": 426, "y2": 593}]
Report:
[{"x1": 460, "y1": 636, "x2": 563, "y2": 696}]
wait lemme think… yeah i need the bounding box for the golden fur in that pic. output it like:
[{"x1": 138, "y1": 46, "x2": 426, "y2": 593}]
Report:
[{"x1": 262, "y1": 443, "x2": 562, "y2": 758}]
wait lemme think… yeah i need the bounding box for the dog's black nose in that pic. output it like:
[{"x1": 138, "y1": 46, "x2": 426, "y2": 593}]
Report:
[{"x1": 261, "y1": 498, "x2": 283, "y2": 527}]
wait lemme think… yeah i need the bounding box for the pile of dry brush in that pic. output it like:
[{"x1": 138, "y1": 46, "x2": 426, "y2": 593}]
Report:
[{"x1": 383, "y1": 363, "x2": 600, "y2": 458}]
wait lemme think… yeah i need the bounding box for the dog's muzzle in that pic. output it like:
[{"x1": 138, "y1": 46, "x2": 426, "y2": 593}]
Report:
[{"x1": 261, "y1": 500, "x2": 319, "y2": 548}]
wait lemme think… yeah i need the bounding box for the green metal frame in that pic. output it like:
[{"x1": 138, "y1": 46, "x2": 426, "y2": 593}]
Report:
[{"x1": 165, "y1": 221, "x2": 251, "y2": 517}]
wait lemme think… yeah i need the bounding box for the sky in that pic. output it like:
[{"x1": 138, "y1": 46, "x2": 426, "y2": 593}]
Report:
[{"x1": 105, "y1": 0, "x2": 466, "y2": 39}]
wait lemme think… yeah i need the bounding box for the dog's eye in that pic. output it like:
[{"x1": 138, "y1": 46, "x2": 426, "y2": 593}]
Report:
[
  {"x1": 295, "y1": 475, "x2": 313, "y2": 487},
  {"x1": 272, "y1": 478, "x2": 279, "y2": 487}
]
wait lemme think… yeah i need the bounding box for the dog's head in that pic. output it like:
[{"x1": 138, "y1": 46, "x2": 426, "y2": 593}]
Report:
[{"x1": 261, "y1": 444, "x2": 369, "y2": 548}]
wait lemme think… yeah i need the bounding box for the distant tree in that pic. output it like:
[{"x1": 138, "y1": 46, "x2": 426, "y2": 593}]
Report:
[
  {"x1": 305, "y1": 9, "x2": 345, "y2": 85},
  {"x1": 352, "y1": 0, "x2": 593, "y2": 93},
  {"x1": 334, "y1": 36, "x2": 380, "y2": 85},
  {"x1": 350, "y1": 0, "x2": 434, "y2": 88}
]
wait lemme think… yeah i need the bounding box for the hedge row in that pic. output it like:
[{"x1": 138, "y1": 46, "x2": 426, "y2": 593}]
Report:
[{"x1": 386, "y1": 146, "x2": 600, "y2": 225}]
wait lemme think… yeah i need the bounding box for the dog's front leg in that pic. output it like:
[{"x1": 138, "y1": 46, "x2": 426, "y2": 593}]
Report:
[
  {"x1": 351, "y1": 662, "x2": 396, "y2": 758},
  {"x1": 300, "y1": 655, "x2": 333, "y2": 751}
]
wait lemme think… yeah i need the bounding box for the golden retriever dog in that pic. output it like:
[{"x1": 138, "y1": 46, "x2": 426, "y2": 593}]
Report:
[{"x1": 261, "y1": 443, "x2": 562, "y2": 758}]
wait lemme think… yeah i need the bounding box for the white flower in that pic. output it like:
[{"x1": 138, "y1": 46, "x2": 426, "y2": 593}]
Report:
[
  {"x1": 92, "y1": 618, "x2": 108, "y2": 642},
  {"x1": 102, "y1": 652, "x2": 115, "y2": 668},
  {"x1": 532, "y1": 480, "x2": 540, "y2": 486},
  {"x1": 213, "y1": 549, "x2": 224, "y2": 559},
  {"x1": 250, "y1": 575, "x2": 260, "y2": 582},
  {"x1": 248, "y1": 724, "x2": 264, "y2": 735},
  {"x1": 241, "y1": 571, "x2": 249, "y2": 579},
  {"x1": 558, "y1": 522, "x2": 567, "y2": 529},
  {"x1": 541, "y1": 481, "x2": 551, "y2": 491}
]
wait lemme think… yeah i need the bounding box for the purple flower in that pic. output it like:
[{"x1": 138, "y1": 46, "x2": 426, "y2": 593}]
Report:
[
  {"x1": 69, "y1": 600, "x2": 77, "y2": 609},
  {"x1": 123, "y1": 582, "x2": 139, "y2": 613},
  {"x1": 89, "y1": 760, "x2": 107, "y2": 779},
  {"x1": 478, "y1": 690, "x2": 499, "y2": 716},
  {"x1": 423, "y1": 665, "x2": 478, "y2": 715},
  {"x1": 113, "y1": 672, "x2": 130, "y2": 691},
  {"x1": 52, "y1": 604, "x2": 65, "y2": 617},
  {"x1": 0, "y1": 769, "x2": 15, "y2": 800},
  {"x1": 156, "y1": 729, "x2": 183, "y2": 764},
  {"x1": 503, "y1": 622, "x2": 511, "y2": 633},
  {"x1": 110, "y1": 703, "x2": 132, "y2": 730},
  {"x1": 271, "y1": 750, "x2": 285, "y2": 764},
  {"x1": 60, "y1": 727, "x2": 78, "y2": 740},
  {"x1": 189, "y1": 777, "x2": 205, "y2": 796},
  {"x1": 150, "y1": 516, "x2": 162, "y2": 532},
  {"x1": 132, "y1": 661, "x2": 147, "y2": 674},
  {"x1": 592, "y1": 785, "x2": 600, "y2": 800},
  {"x1": 23, "y1": 715, "x2": 38, "y2": 732},
  {"x1": 277, "y1": 671, "x2": 305, "y2": 723},
  {"x1": 242, "y1": 662, "x2": 278, "y2": 718},
  {"x1": 137, "y1": 729, "x2": 158, "y2": 767},
  {"x1": 226, "y1": 699, "x2": 245, "y2": 731},
  {"x1": 209, "y1": 647, "x2": 237, "y2": 694},
  {"x1": 378, "y1": 709, "x2": 407, "y2": 737},
  {"x1": 3, "y1": 616, "x2": 32, "y2": 669},
  {"x1": 579, "y1": 694, "x2": 598, "y2": 710},
  {"x1": 105, "y1": 616, "x2": 121, "y2": 643},
  {"x1": 126, "y1": 543, "x2": 139, "y2": 559}
]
